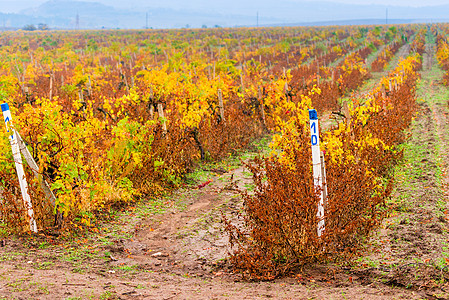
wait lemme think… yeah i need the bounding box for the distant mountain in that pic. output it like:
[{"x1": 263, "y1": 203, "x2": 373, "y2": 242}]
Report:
[
  {"x1": 0, "y1": 0, "x2": 448, "y2": 30},
  {"x1": 21, "y1": 0, "x2": 114, "y2": 16},
  {"x1": 137, "y1": 0, "x2": 449, "y2": 24},
  {"x1": 2, "y1": 0, "x2": 281, "y2": 29},
  {"x1": 19, "y1": 0, "x2": 145, "y2": 29}
]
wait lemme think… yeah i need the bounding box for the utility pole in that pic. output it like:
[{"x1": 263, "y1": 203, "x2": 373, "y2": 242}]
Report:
[
  {"x1": 386, "y1": 8, "x2": 388, "y2": 25},
  {"x1": 146, "y1": 12, "x2": 149, "y2": 29}
]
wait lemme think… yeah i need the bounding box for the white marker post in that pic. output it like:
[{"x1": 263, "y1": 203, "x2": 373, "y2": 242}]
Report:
[
  {"x1": 1, "y1": 103, "x2": 37, "y2": 233},
  {"x1": 309, "y1": 109, "x2": 325, "y2": 237}
]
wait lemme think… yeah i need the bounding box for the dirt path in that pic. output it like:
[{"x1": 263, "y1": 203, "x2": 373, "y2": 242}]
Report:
[
  {"x1": 322, "y1": 42, "x2": 411, "y2": 131},
  {"x1": 0, "y1": 140, "x2": 421, "y2": 300},
  {"x1": 0, "y1": 140, "x2": 378, "y2": 299},
  {"x1": 353, "y1": 43, "x2": 411, "y2": 99},
  {"x1": 344, "y1": 38, "x2": 449, "y2": 298},
  {"x1": 2, "y1": 41, "x2": 449, "y2": 299}
]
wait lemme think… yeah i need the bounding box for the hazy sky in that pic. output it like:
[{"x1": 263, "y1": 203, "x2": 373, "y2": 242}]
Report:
[{"x1": 2, "y1": 0, "x2": 449, "y2": 13}]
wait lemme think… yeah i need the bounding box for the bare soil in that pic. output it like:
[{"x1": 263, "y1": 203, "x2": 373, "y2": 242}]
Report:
[{"x1": 1, "y1": 43, "x2": 449, "y2": 300}]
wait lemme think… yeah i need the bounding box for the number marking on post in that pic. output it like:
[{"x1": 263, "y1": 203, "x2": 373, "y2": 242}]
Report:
[
  {"x1": 309, "y1": 109, "x2": 326, "y2": 237},
  {"x1": 1, "y1": 103, "x2": 37, "y2": 233}
]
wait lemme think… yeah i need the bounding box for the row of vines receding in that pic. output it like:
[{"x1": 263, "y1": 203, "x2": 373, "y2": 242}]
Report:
[
  {"x1": 223, "y1": 26, "x2": 425, "y2": 280},
  {"x1": 0, "y1": 24, "x2": 421, "y2": 250}
]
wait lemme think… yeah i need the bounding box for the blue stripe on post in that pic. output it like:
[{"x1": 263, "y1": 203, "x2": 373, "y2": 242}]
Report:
[
  {"x1": 308, "y1": 109, "x2": 318, "y2": 120},
  {"x1": 1, "y1": 103, "x2": 9, "y2": 112}
]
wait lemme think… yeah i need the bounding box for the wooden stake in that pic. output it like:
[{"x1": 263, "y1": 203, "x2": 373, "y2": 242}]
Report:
[
  {"x1": 258, "y1": 86, "x2": 266, "y2": 128},
  {"x1": 157, "y1": 103, "x2": 167, "y2": 134},
  {"x1": 149, "y1": 105, "x2": 154, "y2": 119},
  {"x1": 149, "y1": 87, "x2": 154, "y2": 119},
  {"x1": 218, "y1": 89, "x2": 224, "y2": 123},
  {"x1": 49, "y1": 75, "x2": 53, "y2": 100},
  {"x1": 343, "y1": 101, "x2": 351, "y2": 123},
  {"x1": 16, "y1": 132, "x2": 57, "y2": 209},
  {"x1": 320, "y1": 152, "x2": 328, "y2": 211},
  {"x1": 87, "y1": 75, "x2": 92, "y2": 97}
]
